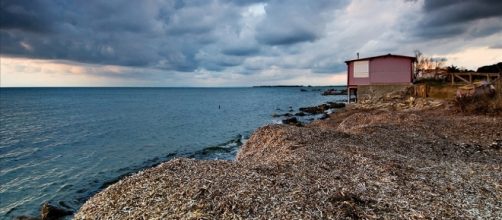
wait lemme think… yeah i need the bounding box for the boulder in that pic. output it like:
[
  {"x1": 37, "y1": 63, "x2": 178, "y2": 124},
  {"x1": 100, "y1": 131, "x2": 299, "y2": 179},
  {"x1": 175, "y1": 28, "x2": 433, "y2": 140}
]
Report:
[
  {"x1": 41, "y1": 203, "x2": 72, "y2": 220},
  {"x1": 15, "y1": 216, "x2": 40, "y2": 220},
  {"x1": 299, "y1": 102, "x2": 345, "y2": 114},
  {"x1": 456, "y1": 81, "x2": 495, "y2": 99},
  {"x1": 322, "y1": 89, "x2": 347, "y2": 96},
  {"x1": 327, "y1": 102, "x2": 346, "y2": 108},
  {"x1": 319, "y1": 113, "x2": 330, "y2": 120},
  {"x1": 282, "y1": 117, "x2": 301, "y2": 126},
  {"x1": 299, "y1": 106, "x2": 325, "y2": 114},
  {"x1": 294, "y1": 112, "x2": 306, "y2": 116},
  {"x1": 272, "y1": 113, "x2": 292, "y2": 117}
]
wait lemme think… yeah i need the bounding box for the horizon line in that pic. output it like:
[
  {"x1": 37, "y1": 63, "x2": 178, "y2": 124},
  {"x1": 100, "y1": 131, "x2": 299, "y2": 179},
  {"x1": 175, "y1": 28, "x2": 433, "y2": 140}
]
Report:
[{"x1": 0, "y1": 85, "x2": 347, "y2": 89}]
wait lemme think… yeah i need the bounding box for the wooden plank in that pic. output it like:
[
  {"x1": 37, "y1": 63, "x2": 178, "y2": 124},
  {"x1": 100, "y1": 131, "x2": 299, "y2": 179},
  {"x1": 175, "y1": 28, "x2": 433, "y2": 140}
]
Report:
[
  {"x1": 452, "y1": 72, "x2": 500, "y2": 77},
  {"x1": 449, "y1": 72, "x2": 501, "y2": 84},
  {"x1": 454, "y1": 74, "x2": 470, "y2": 83}
]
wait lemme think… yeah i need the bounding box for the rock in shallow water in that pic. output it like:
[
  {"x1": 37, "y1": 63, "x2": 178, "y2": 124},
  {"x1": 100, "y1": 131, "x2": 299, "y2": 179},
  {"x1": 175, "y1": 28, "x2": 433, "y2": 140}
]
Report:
[
  {"x1": 41, "y1": 203, "x2": 72, "y2": 220},
  {"x1": 14, "y1": 216, "x2": 40, "y2": 220},
  {"x1": 282, "y1": 117, "x2": 301, "y2": 126}
]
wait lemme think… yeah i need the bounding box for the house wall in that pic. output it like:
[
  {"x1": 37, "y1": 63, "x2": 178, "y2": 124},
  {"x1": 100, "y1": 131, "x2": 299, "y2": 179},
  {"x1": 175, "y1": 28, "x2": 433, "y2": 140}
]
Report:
[
  {"x1": 347, "y1": 62, "x2": 370, "y2": 86},
  {"x1": 369, "y1": 57, "x2": 412, "y2": 84},
  {"x1": 347, "y1": 56, "x2": 413, "y2": 86}
]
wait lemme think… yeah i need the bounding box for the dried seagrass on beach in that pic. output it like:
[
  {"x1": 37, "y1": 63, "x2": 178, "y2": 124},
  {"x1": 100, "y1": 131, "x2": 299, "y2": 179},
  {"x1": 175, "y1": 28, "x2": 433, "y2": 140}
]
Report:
[{"x1": 76, "y1": 104, "x2": 502, "y2": 219}]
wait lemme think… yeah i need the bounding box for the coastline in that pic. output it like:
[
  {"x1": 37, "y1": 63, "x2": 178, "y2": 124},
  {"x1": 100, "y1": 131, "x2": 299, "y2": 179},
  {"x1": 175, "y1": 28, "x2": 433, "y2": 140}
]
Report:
[{"x1": 75, "y1": 98, "x2": 502, "y2": 219}]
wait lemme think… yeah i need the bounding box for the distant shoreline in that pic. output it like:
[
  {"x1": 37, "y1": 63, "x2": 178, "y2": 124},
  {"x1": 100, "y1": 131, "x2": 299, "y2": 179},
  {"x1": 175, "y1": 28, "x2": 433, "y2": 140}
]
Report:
[
  {"x1": 0, "y1": 85, "x2": 347, "y2": 89},
  {"x1": 252, "y1": 85, "x2": 345, "y2": 88}
]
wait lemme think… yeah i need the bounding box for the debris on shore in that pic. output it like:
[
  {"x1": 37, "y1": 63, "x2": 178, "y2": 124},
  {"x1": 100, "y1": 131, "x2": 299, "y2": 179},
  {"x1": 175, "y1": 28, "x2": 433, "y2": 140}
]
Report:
[{"x1": 76, "y1": 98, "x2": 502, "y2": 219}]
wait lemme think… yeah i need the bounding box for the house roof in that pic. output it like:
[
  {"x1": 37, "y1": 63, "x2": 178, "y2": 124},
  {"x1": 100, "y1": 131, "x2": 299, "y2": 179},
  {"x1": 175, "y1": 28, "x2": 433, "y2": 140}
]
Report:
[{"x1": 345, "y1": 53, "x2": 417, "y2": 64}]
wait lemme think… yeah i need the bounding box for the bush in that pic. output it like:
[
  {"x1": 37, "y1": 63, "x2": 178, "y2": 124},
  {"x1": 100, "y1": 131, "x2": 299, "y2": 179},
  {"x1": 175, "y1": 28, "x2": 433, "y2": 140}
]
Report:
[{"x1": 455, "y1": 79, "x2": 502, "y2": 114}]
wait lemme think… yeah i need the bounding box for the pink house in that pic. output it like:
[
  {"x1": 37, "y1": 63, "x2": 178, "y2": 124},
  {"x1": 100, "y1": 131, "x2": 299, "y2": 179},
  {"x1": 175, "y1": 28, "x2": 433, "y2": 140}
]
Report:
[{"x1": 346, "y1": 54, "x2": 416, "y2": 101}]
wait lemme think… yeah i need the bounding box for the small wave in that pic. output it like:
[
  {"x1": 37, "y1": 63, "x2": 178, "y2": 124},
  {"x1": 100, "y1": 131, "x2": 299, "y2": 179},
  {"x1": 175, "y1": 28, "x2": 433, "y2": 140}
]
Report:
[
  {"x1": 31, "y1": 134, "x2": 248, "y2": 220},
  {"x1": 187, "y1": 134, "x2": 247, "y2": 160}
]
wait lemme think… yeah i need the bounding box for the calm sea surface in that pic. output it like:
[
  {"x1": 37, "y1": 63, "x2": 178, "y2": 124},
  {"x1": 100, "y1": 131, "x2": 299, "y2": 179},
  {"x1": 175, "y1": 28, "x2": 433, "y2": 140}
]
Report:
[{"x1": 0, "y1": 87, "x2": 344, "y2": 219}]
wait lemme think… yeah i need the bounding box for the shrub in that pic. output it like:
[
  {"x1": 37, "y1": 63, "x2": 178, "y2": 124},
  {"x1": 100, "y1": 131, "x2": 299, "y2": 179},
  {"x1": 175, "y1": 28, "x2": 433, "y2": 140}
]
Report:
[{"x1": 455, "y1": 79, "x2": 502, "y2": 114}]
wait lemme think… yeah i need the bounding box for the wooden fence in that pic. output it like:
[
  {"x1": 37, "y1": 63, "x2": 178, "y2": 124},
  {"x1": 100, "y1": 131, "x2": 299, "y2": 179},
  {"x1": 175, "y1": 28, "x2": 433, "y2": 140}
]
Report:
[{"x1": 449, "y1": 72, "x2": 501, "y2": 85}]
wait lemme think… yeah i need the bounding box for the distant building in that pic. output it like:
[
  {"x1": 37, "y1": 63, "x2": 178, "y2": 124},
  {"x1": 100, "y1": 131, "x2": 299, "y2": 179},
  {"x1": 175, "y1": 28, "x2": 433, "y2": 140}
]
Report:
[{"x1": 346, "y1": 54, "x2": 416, "y2": 102}]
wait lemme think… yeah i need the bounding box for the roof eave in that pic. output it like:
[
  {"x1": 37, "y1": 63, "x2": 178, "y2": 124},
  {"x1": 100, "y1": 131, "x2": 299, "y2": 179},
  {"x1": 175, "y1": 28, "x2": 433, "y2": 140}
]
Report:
[{"x1": 345, "y1": 54, "x2": 417, "y2": 63}]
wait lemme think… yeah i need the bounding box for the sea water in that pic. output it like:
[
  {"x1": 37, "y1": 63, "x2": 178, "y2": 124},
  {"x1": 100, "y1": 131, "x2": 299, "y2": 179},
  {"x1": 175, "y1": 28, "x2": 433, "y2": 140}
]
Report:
[{"x1": 0, "y1": 87, "x2": 344, "y2": 219}]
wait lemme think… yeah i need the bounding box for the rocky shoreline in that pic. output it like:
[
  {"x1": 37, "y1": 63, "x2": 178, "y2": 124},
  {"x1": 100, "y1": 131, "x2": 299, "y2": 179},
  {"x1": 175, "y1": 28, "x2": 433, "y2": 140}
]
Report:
[{"x1": 74, "y1": 95, "x2": 502, "y2": 219}]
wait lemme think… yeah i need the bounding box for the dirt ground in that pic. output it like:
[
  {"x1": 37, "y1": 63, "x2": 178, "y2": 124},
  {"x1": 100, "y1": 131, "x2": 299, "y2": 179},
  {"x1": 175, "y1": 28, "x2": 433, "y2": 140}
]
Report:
[{"x1": 76, "y1": 105, "x2": 502, "y2": 219}]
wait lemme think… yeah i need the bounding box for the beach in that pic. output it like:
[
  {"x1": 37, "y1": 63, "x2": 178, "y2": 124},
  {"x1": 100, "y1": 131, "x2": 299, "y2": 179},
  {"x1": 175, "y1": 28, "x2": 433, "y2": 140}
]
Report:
[{"x1": 75, "y1": 98, "x2": 502, "y2": 219}]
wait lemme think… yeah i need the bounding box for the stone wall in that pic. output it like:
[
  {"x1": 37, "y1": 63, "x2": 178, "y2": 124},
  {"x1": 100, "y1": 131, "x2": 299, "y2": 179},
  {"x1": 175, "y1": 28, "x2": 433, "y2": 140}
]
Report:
[
  {"x1": 357, "y1": 84, "x2": 412, "y2": 102},
  {"x1": 357, "y1": 84, "x2": 464, "y2": 102}
]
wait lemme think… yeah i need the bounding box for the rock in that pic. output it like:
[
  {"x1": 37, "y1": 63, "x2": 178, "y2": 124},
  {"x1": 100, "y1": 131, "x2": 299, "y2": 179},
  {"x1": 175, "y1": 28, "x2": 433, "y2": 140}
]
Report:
[
  {"x1": 41, "y1": 203, "x2": 72, "y2": 220},
  {"x1": 299, "y1": 105, "x2": 326, "y2": 114},
  {"x1": 322, "y1": 89, "x2": 347, "y2": 96},
  {"x1": 299, "y1": 102, "x2": 345, "y2": 114},
  {"x1": 319, "y1": 113, "x2": 329, "y2": 120},
  {"x1": 282, "y1": 117, "x2": 301, "y2": 126},
  {"x1": 327, "y1": 102, "x2": 345, "y2": 108},
  {"x1": 456, "y1": 81, "x2": 496, "y2": 99},
  {"x1": 15, "y1": 216, "x2": 40, "y2": 220},
  {"x1": 272, "y1": 113, "x2": 292, "y2": 117},
  {"x1": 295, "y1": 112, "x2": 306, "y2": 116},
  {"x1": 300, "y1": 89, "x2": 308, "y2": 92}
]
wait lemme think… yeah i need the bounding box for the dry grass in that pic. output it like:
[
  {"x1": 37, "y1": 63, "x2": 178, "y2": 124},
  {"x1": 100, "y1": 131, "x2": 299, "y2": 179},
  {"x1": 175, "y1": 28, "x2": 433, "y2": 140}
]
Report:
[
  {"x1": 427, "y1": 84, "x2": 460, "y2": 99},
  {"x1": 75, "y1": 106, "x2": 502, "y2": 219}
]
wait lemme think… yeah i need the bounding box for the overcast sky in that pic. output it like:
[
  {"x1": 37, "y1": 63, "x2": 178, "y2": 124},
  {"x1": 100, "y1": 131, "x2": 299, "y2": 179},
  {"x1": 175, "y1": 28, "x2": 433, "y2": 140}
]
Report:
[{"x1": 1, "y1": 0, "x2": 501, "y2": 87}]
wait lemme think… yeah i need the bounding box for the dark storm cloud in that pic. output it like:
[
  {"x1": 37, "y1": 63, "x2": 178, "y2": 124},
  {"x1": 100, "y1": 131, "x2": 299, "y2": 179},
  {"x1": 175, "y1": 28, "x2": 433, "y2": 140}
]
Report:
[
  {"x1": 0, "y1": 0, "x2": 353, "y2": 74},
  {"x1": 255, "y1": 0, "x2": 349, "y2": 45},
  {"x1": 226, "y1": 0, "x2": 270, "y2": 6},
  {"x1": 3, "y1": 0, "x2": 499, "y2": 81},
  {"x1": 415, "y1": 0, "x2": 502, "y2": 39},
  {"x1": 0, "y1": 0, "x2": 58, "y2": 33},
  {"x1": 256, "y1": 29, "x2": 318, "y2": 45},
  {"x1": 222, "y1": 47, "x2": 261, "y2": 56},
  {"x1": 0, "y1": 0, "x2": 249, "y2": 72}
]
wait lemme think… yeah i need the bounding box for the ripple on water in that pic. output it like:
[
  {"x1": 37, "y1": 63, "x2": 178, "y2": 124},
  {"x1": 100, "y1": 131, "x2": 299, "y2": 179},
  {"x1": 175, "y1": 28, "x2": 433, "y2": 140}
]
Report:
[{"x1": 0, "y1": 87, "x2": 345, "y2": 219}]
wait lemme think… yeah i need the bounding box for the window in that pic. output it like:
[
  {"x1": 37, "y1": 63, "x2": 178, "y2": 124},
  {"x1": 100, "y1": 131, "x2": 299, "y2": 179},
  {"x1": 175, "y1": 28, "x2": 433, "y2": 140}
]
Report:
[{"x1": 353, "y1": 61, "x2": 369, "y2": 78}]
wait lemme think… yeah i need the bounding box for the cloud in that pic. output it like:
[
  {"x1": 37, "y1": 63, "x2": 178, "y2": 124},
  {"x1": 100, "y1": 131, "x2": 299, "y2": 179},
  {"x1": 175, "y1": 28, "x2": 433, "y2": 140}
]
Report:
[
  {"x1": 0, "y1": 0, "x2": 58, "y2": 33},
  {"x1": 490, "y1": 44, "x2": 502, "y2": 49},
  {"x1": 255, "y1": 0, "x2": 349, "y2": 45},
  {"x1": 0, "y1": 0, "x2": 243, "y2": 72},
  {"x1": 1, "y1": 0, "x2": 501, "y2": 87},
  {"x1": 414, "y1": 0, "x2": 502, "y2": 39}
]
